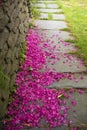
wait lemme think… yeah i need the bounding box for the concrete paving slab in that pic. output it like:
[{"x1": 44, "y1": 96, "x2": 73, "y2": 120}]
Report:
[
  {"x1": 53, "y1": 14, "x2": 66, "y2": 20},
  {"x1": 47, "y1": 53, "x2": 86, "y2": 73},
  {"x1": 49, "y1": 42, "x2": 76, "y2": 53},
  {"x1": 67, "y1": 92, "x2": 87, "y2": 126},
  {"x1": 38, "y1": 0, "x2": 56, "y2": 2},
  {"x1": 23, "y1": 126, "x2": 68, "y2": 130},
  {"x1": 40, "y1": 13, "x2": 48, "y2": 19},
  {"x1": 43, "y1": 0, "x2": 56, "y2": 1},
  {"x1": 49, "y1": 74, "x2": 87, "y2": 88},
  {"x1": 38, "y1": 30, "x2": 74, "y2": 40},
  {"x1": 47, "y1": 4, "x2": 58, "y2": 9},
  {"x1": 37, "y1": 31, "x2": 76, "y2": 53},
  {"x1": 34, "y1": 3, "x2": 46, "y2": 8},
  {"x1": 37, "y1": 8, "x2": 62, "y2": 13},
  {"x1": 22, "y1": 92, "x2": 87, "y2": 130},
  {"x1": 35, "y1": 20, "x2": 68, "y2": 30},
  {"x1": 13, "y1": 0, "x2": 87, "y2": 130}
]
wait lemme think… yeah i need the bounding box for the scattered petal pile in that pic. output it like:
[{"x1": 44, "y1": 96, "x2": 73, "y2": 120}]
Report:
[{"x1": 5, "y1": 29, "x2": 83, "y2": 130}]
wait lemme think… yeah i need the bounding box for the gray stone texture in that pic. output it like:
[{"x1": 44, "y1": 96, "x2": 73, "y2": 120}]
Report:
[
  {"x1": 49, "y1": 74, "x2": 87, "y2": 88},
  {"x1": 37, "y1": 8, "x2": 62, "y2": 13},
  {"x1": 35, "y1": 20, "x2": 68, "y2": 29},
  {"x1": 47, "y1": 4, "x2": 58, "y2": 9},
  {"x1": 22, "y1": 92, "x2": 87, "y2": 130},
  {"x1": 0, "y1": 0, "x2": 29, "y2": 121},
  {"x1": 34, "y1": 3, "x2": 46, "y2": 8},
  {"x1": 40, "y1": 13, "x2": 48, "y2": 19},
  {"x1": 38, "y1": 30, "x2": 74, "y2": 40},
  {"x1": 33, "y1": 1, "x2": 87, "y2": 129},
  {"x1": 47, "y1": 54, "x2": 86, "y2": 73},
  {"x1": 53, "y1": 14, "x2": 66, "y2": 20}
]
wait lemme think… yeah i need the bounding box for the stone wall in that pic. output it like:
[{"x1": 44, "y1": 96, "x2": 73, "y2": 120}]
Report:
[{"x1": 0, "y1": 0, "x2": 30, "y2": 121}]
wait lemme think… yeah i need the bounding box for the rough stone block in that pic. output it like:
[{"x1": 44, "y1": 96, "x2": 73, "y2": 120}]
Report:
[
  {"x1": 0, "y1": 87, "x2": 9, "y2": 117},
  {"x1": 0, "y1": 15, "x2": 9, "y2": 31},
  {"x1": 0, "y1": 29, "x2": 9, "y2": 50},
  {"x1": 7, "y1": 32, "x2": 18, "y2": 48}
]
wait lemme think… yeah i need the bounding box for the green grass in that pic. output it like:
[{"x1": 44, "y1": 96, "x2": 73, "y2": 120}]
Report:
[
  {"x1": 40, "y1": 18, "x2": 48, "y2": 20},
  {"x1": 30, "y1": 0, "x2": 40, "y2": 18},
  {"x1": 0, "y1": 67, "x2": 10, "y2": 90},
  {"x1": 54, "y1": 11, "x2": 64, "y2": 14},
  {"x1": 48, "y1": 12, "x2": 53, "y2": 20},
  {"x1": 41, "y1": 11, "x2": 64, "y2": 15},
  {"x1": 44, "y1": 2, "x2": 48, "y2": 8},
  {"x1": 60, "y1": 28, "x2": 71, "y2": 32},
  {"x1": 56, "y1": 0, "x2": 87, "y2": 64},
  {"x1": 64, "y1": 39, "x2": 76, "y2": 43}
]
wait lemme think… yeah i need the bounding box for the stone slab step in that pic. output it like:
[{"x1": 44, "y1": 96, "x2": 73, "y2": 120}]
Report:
[
  {"x1": 47, "y1": 4, "x2": 58, "y2": 9},
  {"x1": 52, "y1": 14, "x2": 66, "y2": 20},
  {"x1": 23, "y1": 92, "x2": 87, "y2": 130},
  {"x1": 47, "y1": 53, "x2": 86, "y2": 73},
  {"x1": 23, "y1": 126, "x2": 67, "y2": 130},
  {"x1": 37, "y1": 8, "x2": 62, "y2": 13},
  {"x1": 40, "y1": 13, "x2": 48, "y2": 19},
  {"x1": 34, "y1": 3, "x2": 46, "y2": 8},
  {"x1": 67, "y1": 91, "x2": 87, "y2": 126},
  {"x1": 35, "y1": 20, "x2": 68, "y2": 30},
  {"x1": 39, "y1": 13, "x2": 66, "y2": 21},
  {"x1": 34, "y1": 3, "x2": 58, "y2": 9},
  {"x1": 38, "y1": 0, "x2": 56, "y2": 1},
  {"x1": 38, "y1": 30, "x2": 76, "y2": 53},
  {"x1": 23, "y1": 127, "x2": 87, "y2": 130},
  {"x1": 38, "y1": 29, "x2": 74, "y2": 41},
  {"x1": 34, "y1": 29, "x2": 86, "y2": 73},
  {"x1": 46, "y1": 42, "x2": 76, "y2": 53},
  {"x1": 49, "y1": 74, "x2": 87, "y2": 88}
]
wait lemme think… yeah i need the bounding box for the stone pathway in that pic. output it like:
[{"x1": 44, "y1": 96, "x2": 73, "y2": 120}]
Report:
[{"x1": 24, "y1": 0, "x2": 87, "y2": 130}]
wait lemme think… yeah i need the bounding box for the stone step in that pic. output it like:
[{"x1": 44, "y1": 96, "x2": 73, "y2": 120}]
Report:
[
  {"x1": 34, "y1": 3, "x2": 58, "y2": 9},
  {"x1": 34, "y1": 29, "x2": 86, "y2": 73},
  {"x1": 36, "y1": 8, "x2": 63, "y2": 13},
  {"x1": 38, "y1": 0, "x2": 56, "y2": 1},
  {"x1": 23, "y1": 126, "x2": 67, "y2": 130},
  {"x1": 49, "y1": 74, "x2": 87, "y2": 88},
  {"x1": 23, "y1": 127, "x2": 87, "y2": 130},
  {"x1": 39, "y1": 13, "x2": 66, "y2": 21},
  {"x1": 40, "y1": 13, "x2": 48, "y2": 19},
  {"x1": 52, "y1": 14, "x2": 66, "y2": 20},
  {"x1": 35, "y1": 20, "x2": 68, "y2": 30},
  {"x1": 37, "y1": 30, "x2": 75, "y2": 53},
  {"x1": 23, "y1": 92, "x2": 87, "y2": 130},
  {"x1": 38, "y1": 29, "x2": 74, "y2": 41},
  {"x1": 46, "y1": 4, "x2": 58, "y2": 9},
  {"x1": 34, "y1": 3, "x2": 46, "y2": 8},
  {"x1": 46, "y1": 53, "x2": 86, "y2": 73}
]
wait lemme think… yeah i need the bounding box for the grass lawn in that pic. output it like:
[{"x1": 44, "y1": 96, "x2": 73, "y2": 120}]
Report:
[{"x1": 56, "y1": 0, "x2": 87, "y2": 65}]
